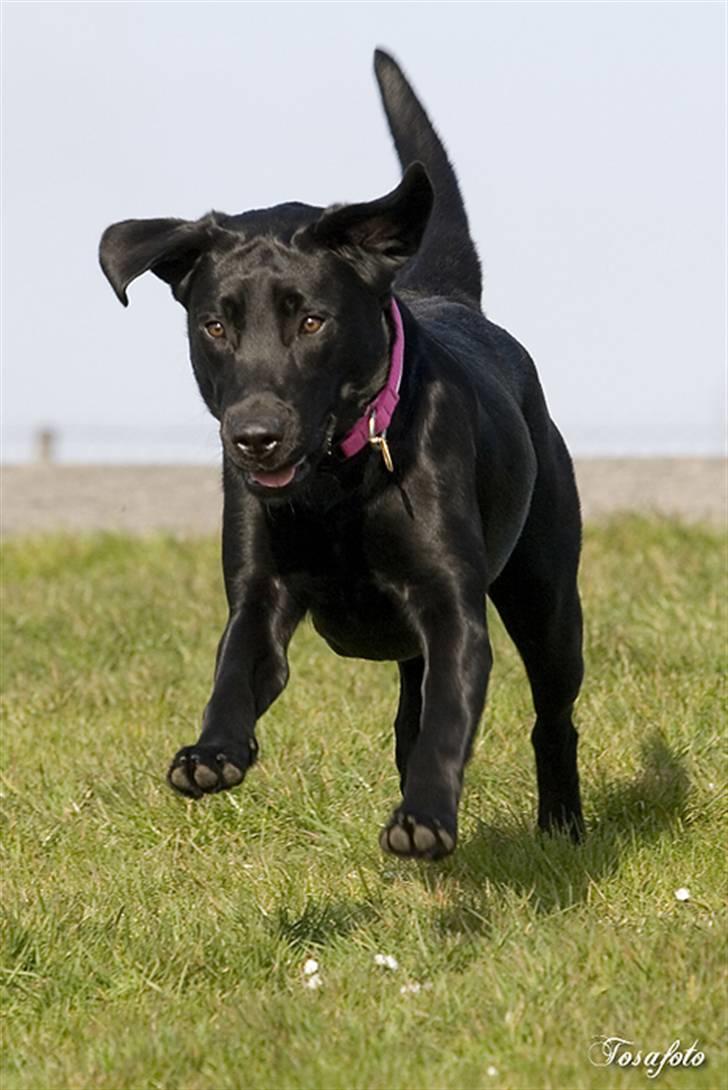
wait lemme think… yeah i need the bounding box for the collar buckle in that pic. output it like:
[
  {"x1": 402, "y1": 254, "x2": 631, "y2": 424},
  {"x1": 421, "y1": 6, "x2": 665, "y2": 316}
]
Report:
[{"x1": 368, "y1": 411, "x2": 394, "y2": 473}]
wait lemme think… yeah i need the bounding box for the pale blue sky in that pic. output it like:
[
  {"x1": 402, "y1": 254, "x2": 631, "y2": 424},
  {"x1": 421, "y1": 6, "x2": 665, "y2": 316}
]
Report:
[{"x1": 2, "y1": 0, "x2": 725, "y2": 462}]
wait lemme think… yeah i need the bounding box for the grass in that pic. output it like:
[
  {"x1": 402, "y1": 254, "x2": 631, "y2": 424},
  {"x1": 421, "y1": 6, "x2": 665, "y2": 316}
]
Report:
[{"x1": 1, "y1": 517, "x2": 726, "y2": 1090}]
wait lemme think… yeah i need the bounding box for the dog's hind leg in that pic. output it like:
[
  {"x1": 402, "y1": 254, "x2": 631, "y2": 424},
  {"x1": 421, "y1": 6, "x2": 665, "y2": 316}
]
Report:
[
  {"x1": 488, "y1": 474, "x2": 585, "y2": 840},
  {"x1": 394, "y1": 657, "x2": 425, "y2": 792}
]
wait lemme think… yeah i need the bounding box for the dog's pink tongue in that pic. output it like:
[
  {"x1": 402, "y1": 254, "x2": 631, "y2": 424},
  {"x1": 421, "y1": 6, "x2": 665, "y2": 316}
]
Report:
[{"x1": 251, "y1": 465, "x2": 296, "y2": 489}]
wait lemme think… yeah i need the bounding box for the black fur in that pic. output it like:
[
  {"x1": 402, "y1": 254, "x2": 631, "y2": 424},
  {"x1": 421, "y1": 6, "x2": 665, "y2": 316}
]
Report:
[{"x1": 99, "y1": 50, "x2": 584, "y2": 858}]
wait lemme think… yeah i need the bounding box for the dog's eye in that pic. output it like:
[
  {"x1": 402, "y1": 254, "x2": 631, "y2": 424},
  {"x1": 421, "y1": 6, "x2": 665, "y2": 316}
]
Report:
[
  {"x1": 300, "y1": 316, "x2": 324, "y2": 335},
  {"x1": 205, "y1": 321, "x2": 226, "y2": 339}
]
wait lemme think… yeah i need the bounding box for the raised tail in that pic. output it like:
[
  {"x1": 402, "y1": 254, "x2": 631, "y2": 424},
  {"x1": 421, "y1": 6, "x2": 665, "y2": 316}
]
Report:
[{"x1": 374, "y1": 49, "x2": 482, "y2": 311}]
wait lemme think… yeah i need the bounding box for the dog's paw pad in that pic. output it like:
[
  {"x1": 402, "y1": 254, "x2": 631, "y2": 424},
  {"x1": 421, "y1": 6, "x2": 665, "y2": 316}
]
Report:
[
  {"x1": 412, "y1": 825, "x2": 438, "y2": 853},
  {"x1": 192, "y1": 762, "x2": 219, "y2": 790},
  {"x1": 169, "y1": 763, "x2": 199, "y2": 795},
  {"x1": 384, "y1": 824, "x2": 411, "y2": 854},
  {"x1": 379, "y1": 812, "x2": 456, "y2": 860},
  {"x1": 220, "y1": 760, "x2": 244, "y2": 787},
  {"x1": 436, "y1": 827, "x2": 455, "y2": 854},
  {"x1": 167, "y1": 745, "x2": 251, "y2": 798}
]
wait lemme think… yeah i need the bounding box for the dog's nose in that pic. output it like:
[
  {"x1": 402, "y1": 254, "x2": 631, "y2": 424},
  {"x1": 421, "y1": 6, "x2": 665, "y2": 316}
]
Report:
[{"x1": 233, "y1": 421, "x2": 284, "y2": 460}]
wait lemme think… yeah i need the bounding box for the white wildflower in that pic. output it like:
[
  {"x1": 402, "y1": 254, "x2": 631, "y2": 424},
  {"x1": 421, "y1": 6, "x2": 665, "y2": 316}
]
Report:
[
  {"x1": 486, "y1": 1065, "x2": 499, "y2": 1077},
  {"x1": 400, "y1": 981, "x2": 421, "y2": 995},
  {"x1": 675, "y1": 887, "x2": 691, "y2": 902},
  {"x1": 303, "y1": 958, "x2": 319, "y2": 976},
  {"x1": 373, "y1": 953, "x2": 399, "y2": 971},
  {"x1": 303, "y1": 972, "x2": 322, "y2": 990}
]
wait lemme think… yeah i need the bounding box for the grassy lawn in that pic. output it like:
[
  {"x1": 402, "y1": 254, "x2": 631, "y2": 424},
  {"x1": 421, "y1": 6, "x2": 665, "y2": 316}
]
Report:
[{"x1": 1, "y1": 517, "x2": 725, "y2": 1090}]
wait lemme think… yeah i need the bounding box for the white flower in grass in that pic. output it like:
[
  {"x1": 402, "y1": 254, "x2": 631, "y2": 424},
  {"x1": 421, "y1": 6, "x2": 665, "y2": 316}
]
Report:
[
  {"x1": 373, "y1": 953, "x2": 399, "y2": 971},
  {"x1": 675, "y1": 887, "x2": 691, "y2": 902},
  {"x1": 303, "y1": 958, "x2": 319, "y2": 976},
  {"x1": 400, "y1": 980, "x2": 433, "y2": 995},
  {"x1": 486, "y1": 1065, "x2": 499, "y2": 1077},
  {"x1": 303, "y1": 972, "x2": 322, "y2": 990}
]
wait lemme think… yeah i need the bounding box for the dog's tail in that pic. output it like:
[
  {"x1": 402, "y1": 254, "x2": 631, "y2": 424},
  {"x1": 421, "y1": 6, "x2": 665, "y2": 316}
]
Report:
[{"x1": 374, "y1": 49, "x2": 482, "y2": 311}]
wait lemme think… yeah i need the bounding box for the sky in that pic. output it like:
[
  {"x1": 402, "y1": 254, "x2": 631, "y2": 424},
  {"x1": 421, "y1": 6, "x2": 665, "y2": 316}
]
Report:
[{"x1": 1, "y1": 0, "x2": 725, "y2": 463}]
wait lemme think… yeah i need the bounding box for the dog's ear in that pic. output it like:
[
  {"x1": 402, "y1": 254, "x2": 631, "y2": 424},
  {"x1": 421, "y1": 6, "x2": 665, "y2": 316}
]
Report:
[
  {"x1": 305, "y1": 162, "x2": 433, "y2": 286},
  {"x1": 99, "y1": 217, "x2": 216, "y2": 306}
]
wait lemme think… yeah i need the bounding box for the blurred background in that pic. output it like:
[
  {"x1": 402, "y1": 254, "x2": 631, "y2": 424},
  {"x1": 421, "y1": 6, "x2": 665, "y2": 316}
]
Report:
[{"x1": 2, "y1": 0, "x2": 724, "y2": 467}]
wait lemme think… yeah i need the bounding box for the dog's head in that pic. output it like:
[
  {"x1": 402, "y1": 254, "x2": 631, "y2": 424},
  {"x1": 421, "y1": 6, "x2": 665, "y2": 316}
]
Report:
[{"x1": 99, "y1": 164, "x2": 432, "y2": 497}]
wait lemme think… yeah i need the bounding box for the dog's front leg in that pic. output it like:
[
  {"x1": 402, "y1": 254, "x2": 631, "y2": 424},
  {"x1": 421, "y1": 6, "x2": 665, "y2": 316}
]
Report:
[
  {"x1": 380, "y1": 588, "x2": 492, "y2": 859},
  {"x1": 168, "y1": 578, "x2": 302, "y2": 798}
]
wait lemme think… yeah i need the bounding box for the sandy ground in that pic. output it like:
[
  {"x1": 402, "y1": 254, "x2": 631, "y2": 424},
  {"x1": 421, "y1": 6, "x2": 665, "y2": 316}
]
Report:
[{"x1": 1, "y1": 459, "x2": 725, "y2": 537}]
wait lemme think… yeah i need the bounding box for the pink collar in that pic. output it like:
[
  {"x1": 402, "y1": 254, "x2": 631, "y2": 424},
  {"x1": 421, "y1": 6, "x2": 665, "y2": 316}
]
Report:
[{"x1": 338, "y1": 298, "x2": 404, "y2": 471}]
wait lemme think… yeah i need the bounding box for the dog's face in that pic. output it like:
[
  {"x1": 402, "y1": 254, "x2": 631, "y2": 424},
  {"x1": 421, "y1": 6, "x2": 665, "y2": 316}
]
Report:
[{"x1": 100, "y1": 164, "x2": 432, "y2": 498}]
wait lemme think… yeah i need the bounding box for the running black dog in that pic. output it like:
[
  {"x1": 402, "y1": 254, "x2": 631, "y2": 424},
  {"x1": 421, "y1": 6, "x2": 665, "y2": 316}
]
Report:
[{"x1": 99, "y1": 51, "x2": 584, "y2": 858}]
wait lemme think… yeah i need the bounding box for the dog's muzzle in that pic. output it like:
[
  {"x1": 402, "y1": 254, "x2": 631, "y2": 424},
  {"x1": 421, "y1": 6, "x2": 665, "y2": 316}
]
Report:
[{"x1": 222, "y1": 397, "x2": 299, "y2": 488}]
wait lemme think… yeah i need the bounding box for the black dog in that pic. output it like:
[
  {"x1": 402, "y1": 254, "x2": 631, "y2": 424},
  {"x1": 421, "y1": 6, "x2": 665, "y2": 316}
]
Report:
[{"x1": 99, "y1": 51, "x2": 584, "y2": 858}]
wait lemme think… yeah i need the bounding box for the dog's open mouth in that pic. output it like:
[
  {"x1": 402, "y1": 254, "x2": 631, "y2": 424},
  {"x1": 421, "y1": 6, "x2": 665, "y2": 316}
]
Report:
[
  {"x1": 240, "y1": 417, "x2": 336, "y2": 496},
  {"x1": 250, "y1": 463, "x2": 298, "y2": 489},
  {"x1": 245, "y1": 456, "x2": 311, "y2": 494}
]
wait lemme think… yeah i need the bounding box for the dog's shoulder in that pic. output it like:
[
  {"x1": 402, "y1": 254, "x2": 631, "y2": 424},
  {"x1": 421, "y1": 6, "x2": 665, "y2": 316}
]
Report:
[{"x1": 404, "y1": 293, "x2": 539, "y2": 402}]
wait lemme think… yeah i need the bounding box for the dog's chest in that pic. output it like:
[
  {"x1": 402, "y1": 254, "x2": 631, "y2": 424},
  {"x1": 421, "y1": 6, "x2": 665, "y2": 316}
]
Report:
[
  {"x1": 271, "y1": 513, "x2": 419, "y2": 661},
  {"x1": 310, "y1": 585, "x2": 417, "y2": 661}
]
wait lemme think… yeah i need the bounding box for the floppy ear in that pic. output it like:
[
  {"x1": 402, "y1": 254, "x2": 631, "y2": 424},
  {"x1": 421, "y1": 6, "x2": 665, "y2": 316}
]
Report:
[
  {"x1": 99, "y1": 217, "x2": 216, "y2": 306},
  {"x1": 306, "y1": 162, "x2": 433, "y2": 285}
]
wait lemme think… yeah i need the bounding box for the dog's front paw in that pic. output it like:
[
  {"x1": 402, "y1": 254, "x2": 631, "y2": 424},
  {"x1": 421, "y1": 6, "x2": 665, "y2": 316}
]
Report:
[
  {"x1": 379, "y1": 810, "x2": 456, "y2": 860},
  {"x1": 167, "y1": 739, "x2": 258, "y2": 798}
]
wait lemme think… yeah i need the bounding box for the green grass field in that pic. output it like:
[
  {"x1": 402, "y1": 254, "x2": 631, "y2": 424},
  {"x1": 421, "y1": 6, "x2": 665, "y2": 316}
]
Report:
[{"x1": 1, "y1": 518, "x2": 725, "y2": 1090}]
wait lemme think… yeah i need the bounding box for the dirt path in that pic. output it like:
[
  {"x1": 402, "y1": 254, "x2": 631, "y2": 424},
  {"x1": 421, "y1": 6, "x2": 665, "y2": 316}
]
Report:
[{"x1": 1, "y1": 459, "x2": 724, "y2": 536}]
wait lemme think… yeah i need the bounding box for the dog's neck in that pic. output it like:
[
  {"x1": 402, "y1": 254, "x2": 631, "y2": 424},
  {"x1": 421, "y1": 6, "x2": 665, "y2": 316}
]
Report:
[{"x1": 337, "y1": 298, "x2": 404, "y2": 469}]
